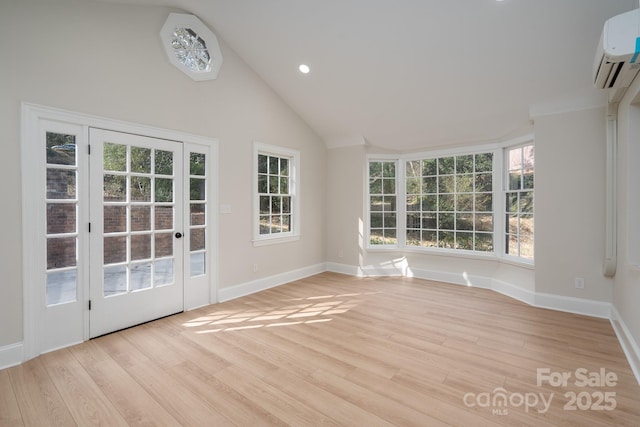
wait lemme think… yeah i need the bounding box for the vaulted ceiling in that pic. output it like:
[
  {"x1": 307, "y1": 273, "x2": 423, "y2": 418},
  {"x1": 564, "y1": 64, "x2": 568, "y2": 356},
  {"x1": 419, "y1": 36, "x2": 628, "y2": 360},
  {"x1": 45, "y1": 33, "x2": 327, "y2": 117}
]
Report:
[{"x1": 94, "y1": 0, "x2": 635, "y2": 150}]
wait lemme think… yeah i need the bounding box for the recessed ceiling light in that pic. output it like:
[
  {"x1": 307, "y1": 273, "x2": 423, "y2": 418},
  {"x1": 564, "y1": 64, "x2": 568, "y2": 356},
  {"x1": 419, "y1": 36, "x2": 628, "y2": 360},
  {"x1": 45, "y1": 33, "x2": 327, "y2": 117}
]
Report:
[{"x1": 298, "y1": 64, "x2": 310, "y2": 74}]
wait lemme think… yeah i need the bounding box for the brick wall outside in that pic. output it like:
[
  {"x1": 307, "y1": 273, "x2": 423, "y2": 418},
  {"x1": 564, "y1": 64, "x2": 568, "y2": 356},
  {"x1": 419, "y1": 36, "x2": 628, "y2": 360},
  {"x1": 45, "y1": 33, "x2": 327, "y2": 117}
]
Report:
[
  {"x1": 48, "y1": 170, "x2": 206, "y2": 269},
  {"x1": 46, "y1": 169, "x2": 75, "y2": 199},
  {"x1": 47, "y1": 237, "x2": 76, "y2": 269}
]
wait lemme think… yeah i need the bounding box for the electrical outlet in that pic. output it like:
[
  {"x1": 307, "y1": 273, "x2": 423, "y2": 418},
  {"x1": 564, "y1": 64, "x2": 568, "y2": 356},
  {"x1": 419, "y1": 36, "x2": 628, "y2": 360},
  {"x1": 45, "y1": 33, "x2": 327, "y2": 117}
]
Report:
[{"x1": 575, "y1": 277, "x2": 585, "y2": 289}]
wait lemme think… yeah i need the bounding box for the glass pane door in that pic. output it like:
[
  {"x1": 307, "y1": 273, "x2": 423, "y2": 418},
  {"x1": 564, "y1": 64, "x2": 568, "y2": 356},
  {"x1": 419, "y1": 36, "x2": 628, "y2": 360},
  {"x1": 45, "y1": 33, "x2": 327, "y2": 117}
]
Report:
[
  {"x1": 45, "y1": 131, "x2": 79, "y2": 306},
  {"x1": 102, "y1": 143, "x2": 177, "y2": 295},
  {"x1": 189, "y1": 152, "x2": 207, "y2": 277},
  {"x1": 184, "y1": 144, "x2": 213, "y2": 309},
  {"x1": 89, "y1": 129, "x2": 184, "y2": 338}
]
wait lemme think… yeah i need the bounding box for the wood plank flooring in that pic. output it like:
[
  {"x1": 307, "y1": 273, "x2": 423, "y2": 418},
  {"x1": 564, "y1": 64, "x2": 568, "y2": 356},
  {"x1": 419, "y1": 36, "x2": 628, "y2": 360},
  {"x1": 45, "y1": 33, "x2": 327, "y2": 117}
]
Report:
[{"x1": 3, "y1": 272, "x2": 640, "y2": 426}]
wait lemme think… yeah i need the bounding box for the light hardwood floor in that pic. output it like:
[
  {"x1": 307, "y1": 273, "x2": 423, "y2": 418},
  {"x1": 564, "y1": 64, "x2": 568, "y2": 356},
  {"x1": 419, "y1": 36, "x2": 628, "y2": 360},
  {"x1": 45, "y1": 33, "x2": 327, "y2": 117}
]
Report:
[{"x1": 2, "y1": 272, "x2": 640, "y2": 426}]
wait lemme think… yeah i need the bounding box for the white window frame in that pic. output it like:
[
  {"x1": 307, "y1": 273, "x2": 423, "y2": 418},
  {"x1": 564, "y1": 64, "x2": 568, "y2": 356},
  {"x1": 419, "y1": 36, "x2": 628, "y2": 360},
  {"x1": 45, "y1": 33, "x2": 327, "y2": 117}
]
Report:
[
  {"x1": 253, "y1": 142, "x2": 300, "y2": 246},
  {"x1": 366, "y1": 157, "x2": 400, "y2": 249},
  {"x1": 365, "y1": 135, "x2": 534, "y2": 267},
  {"x1": 403, "y1": 152, "x2": 495, "y2": 253},
  {"x1": 503, "y1": 141, "x2": 535, "y2": 265}
]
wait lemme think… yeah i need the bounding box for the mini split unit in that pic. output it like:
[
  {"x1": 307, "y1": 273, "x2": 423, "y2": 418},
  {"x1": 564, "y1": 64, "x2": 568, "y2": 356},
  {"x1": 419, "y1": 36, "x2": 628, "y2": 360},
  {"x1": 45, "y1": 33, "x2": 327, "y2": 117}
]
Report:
[{"x1": 594, "y1": 8, "x2": 640, "y2": 102}]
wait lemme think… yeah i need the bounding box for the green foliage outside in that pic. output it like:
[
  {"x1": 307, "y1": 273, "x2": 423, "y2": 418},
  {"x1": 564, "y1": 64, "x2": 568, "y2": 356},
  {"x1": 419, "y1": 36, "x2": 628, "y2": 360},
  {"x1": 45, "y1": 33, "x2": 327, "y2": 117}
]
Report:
[
  {"x1": 369, "y1": 153, "x2": 501, "y2": 251},
  {"x1": 102, "y1": 143, "x2": 200, "y2": 203}
]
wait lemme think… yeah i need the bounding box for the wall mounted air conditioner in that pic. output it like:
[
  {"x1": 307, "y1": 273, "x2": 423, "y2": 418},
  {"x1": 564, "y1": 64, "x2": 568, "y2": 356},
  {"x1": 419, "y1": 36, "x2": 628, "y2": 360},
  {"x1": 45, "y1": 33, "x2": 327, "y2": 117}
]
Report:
[{"x1": 594, "y1": 8, "x2": 640, "y2": 103}]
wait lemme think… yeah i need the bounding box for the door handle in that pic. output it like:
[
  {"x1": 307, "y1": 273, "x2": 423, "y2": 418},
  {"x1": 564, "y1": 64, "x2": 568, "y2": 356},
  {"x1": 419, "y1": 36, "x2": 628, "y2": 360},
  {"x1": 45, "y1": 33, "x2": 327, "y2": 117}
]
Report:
[{"x1": 175, "y1": 232, "x2": 183, "y2": 239}]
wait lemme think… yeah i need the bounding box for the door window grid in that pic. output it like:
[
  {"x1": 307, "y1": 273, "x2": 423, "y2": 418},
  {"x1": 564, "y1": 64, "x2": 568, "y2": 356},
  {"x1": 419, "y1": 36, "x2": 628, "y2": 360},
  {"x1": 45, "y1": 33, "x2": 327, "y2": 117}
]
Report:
[
  {"x1": 505, "y1": 145, "x2": 534, "y2": 260},
  {"x1": 189, "y1": 152, "x2": 206, "y2": 277},
  {"x1": 45, "y1": 131, "x2": 78, "y2": 306},
  {"x1": 102, "y1": 143, "x2": 176, "y2": 296},
  {"x1": 23, "y1": 105, "x2": 219, "y2": 355}
]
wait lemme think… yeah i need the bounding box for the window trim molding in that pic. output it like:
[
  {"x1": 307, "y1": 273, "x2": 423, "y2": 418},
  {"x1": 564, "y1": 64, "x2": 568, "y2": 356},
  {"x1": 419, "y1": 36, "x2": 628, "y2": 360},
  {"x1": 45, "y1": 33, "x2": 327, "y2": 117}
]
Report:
[
  {"x1": 252, "y1": 142, "x2": 300, "y2": 246},
  {"x1": 364, "y1": 134, "x2": 534, "y2": 266},
  {"x1": 366, "y1": 157, "x2": 399, "y2": 249},
  {"x1": 503, "y1": 141, "x2": 535, "y2": 264}
]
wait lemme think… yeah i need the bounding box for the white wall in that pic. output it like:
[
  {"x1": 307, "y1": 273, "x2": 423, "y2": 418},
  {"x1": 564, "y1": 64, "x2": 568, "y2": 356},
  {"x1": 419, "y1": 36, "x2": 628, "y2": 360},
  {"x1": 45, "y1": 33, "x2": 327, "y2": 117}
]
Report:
[
  {"x1": 614, "y1": 77, "x2": 640, "y2": 362},
  {"x1": 0, "y1": 0, "x2": 326, "y2": 348},
  {"x1": 326, "y1": 145, "x2": 365, "y2": 267},
  {"x1": 533, "y1": 107, "x2": 613, "y2": 302}
]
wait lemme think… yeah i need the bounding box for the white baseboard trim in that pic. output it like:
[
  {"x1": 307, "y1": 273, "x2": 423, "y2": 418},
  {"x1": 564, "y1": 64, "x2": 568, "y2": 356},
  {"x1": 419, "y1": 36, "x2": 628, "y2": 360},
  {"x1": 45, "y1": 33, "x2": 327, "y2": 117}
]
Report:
[
  {"x1": 413, "y1": 268, "x2": 611, "y2": 318},
  {"x1": 5, "y1": 261, "x2": 635, "y2": 384},
  {"x1": 326, "y1": 263, "x2": 611, "y2": 319},
  {"x1": 610, "y1": 306, "x2": 640, "y2": 385},
  {"x1": 533, "y1": 291, "x2": 611, "y2": 319},
  {"x1": 490, "y1": 278, "x2": 536, "y2": 306},
  {"x1": 217, "y1": 263, "x2": 327, "y2": 302},
  {"x1": 409, "y1": 267, "x2": 494, "y2": 289},
  {"x1": 325, "y1": 262, "x2": 359, "y2": 276},
  {"x1": 326, "y1": 262, "x2": 638, "y2": 380},
  {"x1": 0, "y1": 342, "x2": 23, "y2": 370}
]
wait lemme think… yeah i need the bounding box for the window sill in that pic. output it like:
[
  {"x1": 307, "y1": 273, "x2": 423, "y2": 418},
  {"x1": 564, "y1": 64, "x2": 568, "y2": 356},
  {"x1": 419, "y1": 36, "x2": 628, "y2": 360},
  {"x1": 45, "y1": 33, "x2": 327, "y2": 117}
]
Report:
[
  {"x1": 253, "y1": 235, "x2": 300, "y2": 247},
  {"x1": 366, "y1": 245, "x2": 534, "y2": 268},
  {"x1": 368, "y1": 245, "x2": 495, "y2": 260},
  {"x1": 499, "y1": 255, "x2": 535, "y2": 269}
]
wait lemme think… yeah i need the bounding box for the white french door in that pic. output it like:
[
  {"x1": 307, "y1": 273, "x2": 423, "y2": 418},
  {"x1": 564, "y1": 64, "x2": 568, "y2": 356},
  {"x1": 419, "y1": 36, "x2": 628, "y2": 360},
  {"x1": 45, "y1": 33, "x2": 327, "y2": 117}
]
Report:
[
  {"x1": 89, "y1": 129, "x2": 185, "y2": 337},
  {"x1": 23, "y1": 105, "x2": 217, "y2": 361}
]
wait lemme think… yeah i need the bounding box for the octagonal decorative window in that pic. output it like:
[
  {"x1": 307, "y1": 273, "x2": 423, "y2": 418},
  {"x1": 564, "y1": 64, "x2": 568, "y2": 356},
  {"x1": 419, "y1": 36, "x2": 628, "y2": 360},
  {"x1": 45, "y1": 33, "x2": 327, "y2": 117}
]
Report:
[{"x1": 160, "y1": 13, "x2": 223, "y2": 81}]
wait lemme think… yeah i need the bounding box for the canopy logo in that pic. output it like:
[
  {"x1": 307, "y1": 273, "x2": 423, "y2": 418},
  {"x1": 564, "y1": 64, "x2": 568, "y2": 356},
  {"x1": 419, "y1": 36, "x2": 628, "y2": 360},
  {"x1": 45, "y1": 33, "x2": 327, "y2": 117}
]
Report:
[
  {"x1": 462, "y1": 368, "x2": 618, "y2": 416},
  {"x1": 463, "y1": 388, "x2": 553, "y2": 416}
]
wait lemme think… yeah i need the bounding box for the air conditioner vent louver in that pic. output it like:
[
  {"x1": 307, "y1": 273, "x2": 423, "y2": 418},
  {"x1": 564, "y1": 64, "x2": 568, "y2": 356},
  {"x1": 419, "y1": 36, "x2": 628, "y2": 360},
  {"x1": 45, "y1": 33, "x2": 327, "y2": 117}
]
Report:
[
  {"x1": 608, "y1": 62, "x2": 625, "y2": 88},
  {"x1": 594, "y1": 58, "x2": 631, "y2": 90}
]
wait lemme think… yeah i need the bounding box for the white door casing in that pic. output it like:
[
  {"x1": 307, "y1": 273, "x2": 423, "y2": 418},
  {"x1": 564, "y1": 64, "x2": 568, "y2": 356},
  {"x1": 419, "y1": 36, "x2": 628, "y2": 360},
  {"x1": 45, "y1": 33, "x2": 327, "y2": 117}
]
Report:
[{"x1": 21, "y1": 103, "x2": 218, "y2": 360}]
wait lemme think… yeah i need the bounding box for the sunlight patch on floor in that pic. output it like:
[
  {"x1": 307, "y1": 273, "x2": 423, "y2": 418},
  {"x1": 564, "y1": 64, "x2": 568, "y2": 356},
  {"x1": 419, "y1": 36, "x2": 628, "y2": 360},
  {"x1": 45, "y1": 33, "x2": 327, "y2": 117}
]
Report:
[{"x1": 182, "y1": 291, "x2": 372, "y2": 333}]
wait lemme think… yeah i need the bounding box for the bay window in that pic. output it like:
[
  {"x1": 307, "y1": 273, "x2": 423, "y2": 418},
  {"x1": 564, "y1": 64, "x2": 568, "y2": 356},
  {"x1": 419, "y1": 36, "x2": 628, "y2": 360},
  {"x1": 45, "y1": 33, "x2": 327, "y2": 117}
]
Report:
[{"x1": 367, "y1": 140, "x2": 533, "y2": 263}]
